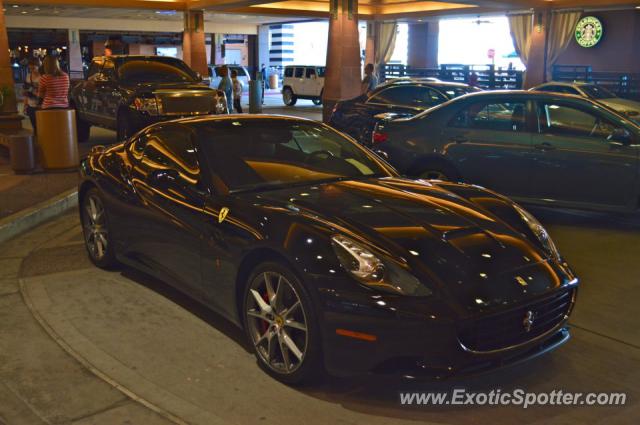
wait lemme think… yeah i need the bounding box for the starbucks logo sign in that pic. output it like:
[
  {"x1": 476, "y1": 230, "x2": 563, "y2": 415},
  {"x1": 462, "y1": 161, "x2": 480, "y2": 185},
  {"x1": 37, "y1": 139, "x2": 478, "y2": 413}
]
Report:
[{"x1": 575, "y1": 16, "x2": 603, "y2": 48}]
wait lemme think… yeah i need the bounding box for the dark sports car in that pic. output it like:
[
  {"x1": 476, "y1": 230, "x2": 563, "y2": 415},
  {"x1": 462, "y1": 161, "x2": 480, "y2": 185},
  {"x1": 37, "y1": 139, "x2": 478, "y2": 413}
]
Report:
[
  {"x1": 329, "y1": 79, "x2": 480, "y2": 144},
  {"x1": 79, "y1": 115, "x2": 578, "y2": 384}
]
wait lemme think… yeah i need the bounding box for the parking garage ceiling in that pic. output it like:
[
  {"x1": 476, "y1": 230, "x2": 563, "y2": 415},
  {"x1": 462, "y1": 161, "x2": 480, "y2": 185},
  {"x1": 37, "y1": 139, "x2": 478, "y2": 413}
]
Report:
[{"x1": 4, "y1": 0, "x2": 640, "y2": 21}]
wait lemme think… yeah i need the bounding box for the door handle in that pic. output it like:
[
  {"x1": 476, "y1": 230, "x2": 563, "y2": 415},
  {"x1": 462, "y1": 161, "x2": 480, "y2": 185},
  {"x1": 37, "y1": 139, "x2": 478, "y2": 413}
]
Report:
[{"x1": 535, "y1": 142, "x2": 555, "y2": 151}]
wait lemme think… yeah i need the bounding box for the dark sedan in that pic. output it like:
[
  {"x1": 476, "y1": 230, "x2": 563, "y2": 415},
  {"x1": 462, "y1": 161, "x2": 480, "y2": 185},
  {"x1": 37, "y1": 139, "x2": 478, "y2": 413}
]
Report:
[
  {"x1": 329, "y1": 80, "x2": 480, "y2": 144},
  {"x1": 372, "y1": 90, "x2": 640, "y2": 213},
  {"x1": 79, "y1": 115, "x2": 577, "y2": 384}
]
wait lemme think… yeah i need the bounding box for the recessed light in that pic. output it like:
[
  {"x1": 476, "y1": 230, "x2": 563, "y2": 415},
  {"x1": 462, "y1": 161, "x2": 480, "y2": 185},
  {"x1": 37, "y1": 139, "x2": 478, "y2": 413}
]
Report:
[
  {"x1": 34, "y1": 7, "x2": 40, "y2": 11},
  {"x1": 20, "y1": 10, "x2": 27, "y2": 14},
  {"x1": 12, "y1": 4, "x2": 19, "y2": 8}
]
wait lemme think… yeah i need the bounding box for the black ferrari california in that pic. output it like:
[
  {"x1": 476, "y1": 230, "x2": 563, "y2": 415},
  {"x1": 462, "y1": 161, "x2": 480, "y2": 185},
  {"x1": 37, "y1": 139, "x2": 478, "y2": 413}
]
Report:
[{"x1": 79, "y1": 115, "x2": 578, "y2": 384}]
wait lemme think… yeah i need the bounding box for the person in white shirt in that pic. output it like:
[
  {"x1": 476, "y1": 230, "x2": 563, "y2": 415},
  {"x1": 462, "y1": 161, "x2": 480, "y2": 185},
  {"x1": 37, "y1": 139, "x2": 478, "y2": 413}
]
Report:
[{"x1": 231, "y1": 70, "x2": 243, "y2": 113}]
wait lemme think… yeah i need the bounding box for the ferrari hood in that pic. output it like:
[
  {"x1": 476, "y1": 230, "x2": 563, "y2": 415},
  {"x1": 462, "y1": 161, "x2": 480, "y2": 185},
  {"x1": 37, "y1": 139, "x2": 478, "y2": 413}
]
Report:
[{"x1": 246, "y1": 177, "x2": 569, "y2": 313}]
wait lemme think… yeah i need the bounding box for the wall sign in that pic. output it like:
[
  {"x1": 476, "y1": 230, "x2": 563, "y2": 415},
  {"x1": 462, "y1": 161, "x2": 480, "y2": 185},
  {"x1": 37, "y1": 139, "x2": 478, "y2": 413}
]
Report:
[{"x1": 575, "y1": 16, "x2": 603, "y2": 48}]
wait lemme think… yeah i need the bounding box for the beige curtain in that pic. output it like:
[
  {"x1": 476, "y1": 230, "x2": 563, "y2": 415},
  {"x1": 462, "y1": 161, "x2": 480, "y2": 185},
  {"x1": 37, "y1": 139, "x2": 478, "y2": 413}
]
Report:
[
  {"x1": 374, "y1": 22, "x2": 398, "y2": 70},
  {"x1": 508, "y1": 14, "x2": 534, "y2": 67},
  {"x1": 546, "y1": 12, "x2": 582, "y2": 79}
]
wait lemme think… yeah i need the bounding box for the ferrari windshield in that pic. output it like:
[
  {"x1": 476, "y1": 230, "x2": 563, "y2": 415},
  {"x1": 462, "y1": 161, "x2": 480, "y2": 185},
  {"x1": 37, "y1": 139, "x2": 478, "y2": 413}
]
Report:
[{"x1": 193, "y1": 119, "x2": 392, "y2": 192}]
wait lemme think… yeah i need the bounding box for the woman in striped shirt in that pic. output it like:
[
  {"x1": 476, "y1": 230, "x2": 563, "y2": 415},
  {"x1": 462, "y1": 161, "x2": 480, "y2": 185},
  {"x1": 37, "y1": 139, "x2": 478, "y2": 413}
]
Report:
[{"x1": 37, "y1": 55, "x2": 70, "y2": 110}]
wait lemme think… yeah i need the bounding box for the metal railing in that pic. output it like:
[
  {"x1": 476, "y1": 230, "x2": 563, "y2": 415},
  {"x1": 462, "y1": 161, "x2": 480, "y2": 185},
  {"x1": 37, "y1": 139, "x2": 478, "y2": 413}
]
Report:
[
  {"x1": 552, "y1": 65, "x2": 640, "y2": 100},
  {"x1": 382, "y1": 64, "x2": 524, "y2": 90}
]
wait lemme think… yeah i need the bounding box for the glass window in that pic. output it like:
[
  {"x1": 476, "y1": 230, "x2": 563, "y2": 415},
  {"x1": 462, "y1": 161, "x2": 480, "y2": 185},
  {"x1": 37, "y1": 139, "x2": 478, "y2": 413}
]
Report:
[
  {"x1": 294, "y1": 68, "x2": 304, "y2": 78},
  {"x1": 192, "y1": 120, "x2": 390, "y2": 192},
  {"x1": 450, "y1": 101, "x2": 527, "y2": 132},
  {"x1": 316, "y1": 67, "x2": 326, "y2": 77},
  {"x1": 305, "y1": 68, "x2": 316, "y2": 78},
  {"x1": 142, "y1": 127, "x2": 200, "y2": 185},
  {"x1": 87, "y1": 60, "x2": 103, "y2": 79},
  {"x1": 441, "y1": 86, "x2": 480, "y2": 99},
  {"x1": 100, "y1": 60, "x2": 116, "y2": 80},
  {"x1": 284, "y1": 67, "x2": 294, "y2": 78},
  {"x1": 117, "y1": 57, "x2": 199, "y2": 83},
  {"x1": 580, "y1": 85, "x2": 616, "y2": 100},
  {"x1": 368, "y1": 86, "x2": 447, "y2": 107},
  {"x1": 538, "y1": 102, "x2": 619, "y2": 139}
]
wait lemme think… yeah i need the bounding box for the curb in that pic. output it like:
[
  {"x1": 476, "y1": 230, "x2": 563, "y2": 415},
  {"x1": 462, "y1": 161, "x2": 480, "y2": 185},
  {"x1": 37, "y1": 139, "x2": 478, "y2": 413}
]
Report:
[{"x1": 0, "y1": 188, "x2": 78, "y2": 245}]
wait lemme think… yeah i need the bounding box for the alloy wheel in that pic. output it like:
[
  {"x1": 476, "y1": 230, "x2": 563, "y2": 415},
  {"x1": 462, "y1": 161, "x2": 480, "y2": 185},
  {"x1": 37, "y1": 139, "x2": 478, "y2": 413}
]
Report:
[
  {"x1": 82, "y1": 194, "x2": 109, "y2": 261},
  {"x1": 246, "y1": 271, "x2": 308, "y2": 375},
  {"x1": 283, "y1": 89, "x2": 294, "y2": 105}
]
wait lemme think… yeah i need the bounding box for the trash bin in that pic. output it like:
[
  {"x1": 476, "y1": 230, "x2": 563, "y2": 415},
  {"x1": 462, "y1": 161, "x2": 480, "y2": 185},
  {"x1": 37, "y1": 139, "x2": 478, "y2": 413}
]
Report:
[
  {"x1": 8, "y1": 131, "x2": 35, "y2": 174},
  {"x1": 35, "y1": 109, "x2": 79, "y2": 172},
  {"x1": 249, "y1": 80, "x2": 263, "y2": 114},
  {"x1": 269, "y1": 74, "x2": 278, "y2": 90}
]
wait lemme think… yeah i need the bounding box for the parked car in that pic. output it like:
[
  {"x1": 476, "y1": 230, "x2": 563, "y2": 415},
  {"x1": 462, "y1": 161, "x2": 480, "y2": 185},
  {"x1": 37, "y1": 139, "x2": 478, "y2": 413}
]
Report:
[
  {"x1": 370, "y1": 90, "x2": 640, "y2": 212},
  {"x1": 282, "y1": 65, "x2": 325, "y2": 106},
  {"x1": 329, "y1": 80, "x2": 480, "y2": 144},
  {"x1": 208, "y1": 64, "x2": 251, "y2": 89},
  {"x1": 530, "y1": 82, "x2": 640, "y2": 124},
  {"x1": 71, "y1": 55, "x2": 227, "y2": 142},
  {"x1": 79, "y1": 114, "x2": 578, "y2": 384}
]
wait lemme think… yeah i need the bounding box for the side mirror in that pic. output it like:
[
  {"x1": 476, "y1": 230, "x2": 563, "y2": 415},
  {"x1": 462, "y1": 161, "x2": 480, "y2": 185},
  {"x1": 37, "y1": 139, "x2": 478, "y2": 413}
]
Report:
[{"x1": 608, "y1": 128, "x2": 632, "y2": 145}]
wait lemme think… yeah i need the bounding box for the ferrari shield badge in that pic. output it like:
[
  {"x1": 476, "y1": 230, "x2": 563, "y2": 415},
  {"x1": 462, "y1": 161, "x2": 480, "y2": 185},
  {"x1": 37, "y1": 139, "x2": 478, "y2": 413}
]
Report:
[{"x1": 218, "y1": 207, "x2": 230, "y2": 223}]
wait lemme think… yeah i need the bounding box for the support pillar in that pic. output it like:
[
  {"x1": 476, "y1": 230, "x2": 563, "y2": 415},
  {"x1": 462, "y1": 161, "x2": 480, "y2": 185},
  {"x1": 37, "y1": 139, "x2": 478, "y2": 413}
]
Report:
[
  {"x1": 523, "y1": 9, "x2": 550, "y2": 89},
  {"x1": 364, "y1": 22, "x2": 375, "y2": 66},
  {"x1": 0, "y1": 4, "x2": 20, "y2": 127},
  {"x1": 407, "y1": 21, "x2": 438, "y2": 69},
  {"x1": 182, "y1": 10, "x2": 208, "y2": 76},
  {"x1": 322, "y1": 0, "x2": 361, "y2": 122},
  {"x1": 67, "y1": 29, "x2": 83, "y2": 75}
]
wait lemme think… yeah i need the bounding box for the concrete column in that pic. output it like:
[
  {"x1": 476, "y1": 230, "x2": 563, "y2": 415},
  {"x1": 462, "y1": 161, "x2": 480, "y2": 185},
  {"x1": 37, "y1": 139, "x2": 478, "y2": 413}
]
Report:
[
  {"x1": 407, "y1": 21, "x2": 438, "y2": 69},
  {"x1": 258, "y1": 25, "x2": 270, "y2": 70},
  {"x1": 523, "y1": 9, "x2": 550, "y2": 89},
  {"x1": 0, "y1": 4, "x2": 18, "y2": 120},
  {"x1": 322, "y1": 0, "x2": 361, "y2": 121},
  {"x1": 67, "y1": 29, "x2": 83, "y2": 74},
  {"x1": 182, "y1": 10, "x2": 208, "y2": 76}
]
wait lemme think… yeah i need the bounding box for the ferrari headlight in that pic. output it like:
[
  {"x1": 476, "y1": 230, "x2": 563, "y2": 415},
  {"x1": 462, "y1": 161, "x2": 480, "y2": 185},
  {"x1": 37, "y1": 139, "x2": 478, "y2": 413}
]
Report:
[
  {"x1": 514, "y1": 205, "x2": 561, "y2": 261},
  {"x1": 133, "y1": 97, "x2": 159, "y2": 115},
  {"x1": 331, "y1": 235, "x2": 431, "y2": 296}
]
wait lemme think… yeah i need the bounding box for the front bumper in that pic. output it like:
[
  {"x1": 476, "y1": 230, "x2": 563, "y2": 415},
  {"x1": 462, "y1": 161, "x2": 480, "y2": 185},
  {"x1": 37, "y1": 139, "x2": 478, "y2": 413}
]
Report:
[{"x1": 316, "y1": 284, "x2": 574, "y2": 379}]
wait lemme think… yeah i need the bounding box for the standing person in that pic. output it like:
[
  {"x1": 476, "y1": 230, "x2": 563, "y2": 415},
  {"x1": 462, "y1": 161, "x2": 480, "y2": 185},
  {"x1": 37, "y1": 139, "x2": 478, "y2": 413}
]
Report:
[
  {"x1": 231, "y1": 70, "x2": 243, "y2": 114},
  {"x1": 217, "y1": 65, "x2": 233, "y2": 113},
  {"x1": 361, "y1": 63, "x2": 378, "y2": 95},
  {"x1": 23, "y1": 58, "x2": 41, "y2": 134},
  {"x1": 38, "y1": 55, "x2": 70, "y2": 110}
]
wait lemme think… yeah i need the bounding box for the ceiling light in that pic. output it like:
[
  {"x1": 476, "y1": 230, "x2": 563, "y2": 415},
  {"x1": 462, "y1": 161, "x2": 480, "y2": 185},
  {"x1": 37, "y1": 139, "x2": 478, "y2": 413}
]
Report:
[
  {"x1": 12, "y1": 4, "x2": 19, "y2": 8},
  {"x1": 34, "y1": 7, "x2": 40, "y2": 11}
]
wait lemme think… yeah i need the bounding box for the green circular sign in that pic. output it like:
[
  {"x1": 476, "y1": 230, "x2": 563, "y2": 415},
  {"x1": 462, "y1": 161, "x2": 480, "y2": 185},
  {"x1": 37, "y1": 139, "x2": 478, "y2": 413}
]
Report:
[{"x1": 575, "y1": 16, "x2": 603, "y2": 48}]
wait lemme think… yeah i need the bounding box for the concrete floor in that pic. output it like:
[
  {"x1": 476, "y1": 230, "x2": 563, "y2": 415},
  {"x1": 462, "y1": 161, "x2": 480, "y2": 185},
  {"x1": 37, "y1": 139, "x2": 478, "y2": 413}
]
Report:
[{"x1": 1, "y1": 205, "x2": 638, "y2": 424}]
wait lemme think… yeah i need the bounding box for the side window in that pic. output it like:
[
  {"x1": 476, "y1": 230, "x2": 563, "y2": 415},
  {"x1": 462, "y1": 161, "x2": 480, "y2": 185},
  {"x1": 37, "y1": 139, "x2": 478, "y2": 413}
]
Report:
[
  {"x1": 128, "y1": 134, "x2": 148, "y2": 160},
  {"x1": 316, "y1": 67, "x2": 326, "y2": 77},
  {"x1": 305, "y1": 68, "x2": 316, "y2": 78},
  {"x1": 87, "y1": 60, "x2": 103, "y2": 79},
  {"x1": 284, "y1": 67, "x2": 294, "y2": 78},
  {"x1": 367, "y1": 86, "x2": 446, "y2": 107},
  {"x1": 294, "y1": 67, "x2": 304, "y2": 78},
  {"x1": 538, "y1": 102, "x2": 618, "y2": 139},
  {"x1": 450, "y1": 101, "x2": 527, "y2": 132},
  {"x1": 101, "y1": 60, "x2": 116, "y2": 80},
  {"x1": 142, "y1": 127, "x2": 200, "y2": 185}
]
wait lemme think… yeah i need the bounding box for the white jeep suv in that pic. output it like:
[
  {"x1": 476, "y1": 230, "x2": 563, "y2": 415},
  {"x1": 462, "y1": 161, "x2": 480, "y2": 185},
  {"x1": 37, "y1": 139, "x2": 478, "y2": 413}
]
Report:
[{"x1": 282, "y1": 65, "x2": 325, "y2": 106}]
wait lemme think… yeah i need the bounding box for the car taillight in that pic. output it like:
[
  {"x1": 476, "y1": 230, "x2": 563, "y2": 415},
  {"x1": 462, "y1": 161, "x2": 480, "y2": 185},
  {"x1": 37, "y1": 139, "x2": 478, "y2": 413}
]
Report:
[{"x1": 372, "y1": 130, "x2": 388, "y2": 144}]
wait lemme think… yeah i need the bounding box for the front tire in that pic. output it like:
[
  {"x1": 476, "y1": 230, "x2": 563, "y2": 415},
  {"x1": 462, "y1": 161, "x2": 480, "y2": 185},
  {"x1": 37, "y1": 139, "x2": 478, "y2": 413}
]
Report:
[
  {"x1": 116, "y1": 111, "x2": 132, "y2": 141},
  {"x1": 282, "y1": 87, "x2": 297, "y2": 106},
  {"x1": 80, "y1": 188, "x2": 117, "y2": 269},
  {"x1": 243, "y1": 261, "x2": 322, "y2": 385},
  {"x1": 312, "y1": 97, "x2": 322, "y2": 106}
]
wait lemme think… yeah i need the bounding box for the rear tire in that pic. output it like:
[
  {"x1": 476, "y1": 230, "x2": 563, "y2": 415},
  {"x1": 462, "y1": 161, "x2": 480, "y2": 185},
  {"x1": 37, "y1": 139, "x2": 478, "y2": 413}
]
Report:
[
  {"x1": 242, "y1": 261, "x2": 322, "y2": 385},
  {"x1": 312, "y1": 97, "x2": 322, "y2": 106},
  {"x1": 283, "y1": 87, "x2": 297, "y2": 106},
  {"x1": 76, "y1": 117, "x2": 91, "y2": 143},
  {"x1": 80, "y1": 188, "x2": 118, "y2": 269},
  {"x1": 413, "y1": 161, "x2": 460, "y2": 182},
  {"x1": 116, "y1": 111, "x2": 132, "y2": 141}
]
